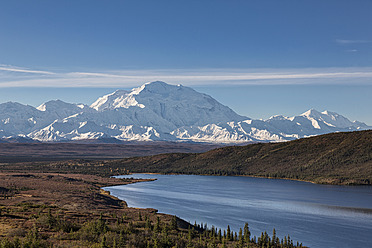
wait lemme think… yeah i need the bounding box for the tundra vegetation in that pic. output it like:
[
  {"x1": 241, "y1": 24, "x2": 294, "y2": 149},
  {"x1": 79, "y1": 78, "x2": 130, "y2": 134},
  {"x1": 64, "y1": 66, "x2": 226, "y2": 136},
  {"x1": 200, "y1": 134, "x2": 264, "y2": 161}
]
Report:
[
  {"x1": 0, "y1": 205, "x2": 303, "y2": 248},
  {"x1": 0, "y1": 173, "x2": 304, "y2": 247}
]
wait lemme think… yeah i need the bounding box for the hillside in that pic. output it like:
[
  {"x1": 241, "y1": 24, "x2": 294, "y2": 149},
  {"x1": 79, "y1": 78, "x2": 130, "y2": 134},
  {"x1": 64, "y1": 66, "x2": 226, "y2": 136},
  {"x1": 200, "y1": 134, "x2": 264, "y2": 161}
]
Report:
[{"x1": 109, "y1": 130, "x2": 372, "y2": 185}]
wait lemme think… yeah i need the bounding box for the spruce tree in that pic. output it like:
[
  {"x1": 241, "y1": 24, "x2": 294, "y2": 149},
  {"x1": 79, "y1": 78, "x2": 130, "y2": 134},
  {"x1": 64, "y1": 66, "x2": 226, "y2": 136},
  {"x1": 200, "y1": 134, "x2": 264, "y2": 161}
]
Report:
[
  {"x1": 284, "y1": 236, "x2": 287, "y2": 247},
  {"x1": 238, "y1": 228, "x2": 244, "y2": 248},
  {"x1": 271, "y1": 228, "x2": 277, "y2": 247},
  {"x1": 227, "y1": 225, "x2": 231, "y2": 240},
  {"x1": 244, "y1": 222, "x2": 250, "y2": 244}
]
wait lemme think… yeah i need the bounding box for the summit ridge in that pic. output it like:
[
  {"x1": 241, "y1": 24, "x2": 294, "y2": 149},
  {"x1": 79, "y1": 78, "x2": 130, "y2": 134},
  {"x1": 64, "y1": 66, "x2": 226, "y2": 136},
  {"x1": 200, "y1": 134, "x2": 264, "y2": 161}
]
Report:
[{"x1": 0, "y1": 81, "x2": 370, "y2": 143}]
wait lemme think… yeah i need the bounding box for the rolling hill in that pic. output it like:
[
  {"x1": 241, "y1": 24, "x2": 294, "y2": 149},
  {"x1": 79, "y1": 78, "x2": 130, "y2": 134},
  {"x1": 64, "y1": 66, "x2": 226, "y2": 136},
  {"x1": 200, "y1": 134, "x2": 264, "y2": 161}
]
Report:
[{"x1": 108, "y1": 130, "x2": 372, "y2": 185}]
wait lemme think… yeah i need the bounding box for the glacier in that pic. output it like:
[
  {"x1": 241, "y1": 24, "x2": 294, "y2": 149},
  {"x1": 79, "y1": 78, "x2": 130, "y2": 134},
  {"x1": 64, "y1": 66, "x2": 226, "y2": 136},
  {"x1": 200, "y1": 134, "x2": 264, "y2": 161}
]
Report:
[{"x1": 0, "y1": 81, "x2": 370, "y2": 143}]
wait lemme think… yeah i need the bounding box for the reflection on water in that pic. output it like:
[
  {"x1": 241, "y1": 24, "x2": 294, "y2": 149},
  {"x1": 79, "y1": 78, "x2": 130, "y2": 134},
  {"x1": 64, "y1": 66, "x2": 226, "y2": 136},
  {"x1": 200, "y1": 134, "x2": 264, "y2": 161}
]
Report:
[{"x1": 104, "y1": 174, "x2": 372, "y2": 248}]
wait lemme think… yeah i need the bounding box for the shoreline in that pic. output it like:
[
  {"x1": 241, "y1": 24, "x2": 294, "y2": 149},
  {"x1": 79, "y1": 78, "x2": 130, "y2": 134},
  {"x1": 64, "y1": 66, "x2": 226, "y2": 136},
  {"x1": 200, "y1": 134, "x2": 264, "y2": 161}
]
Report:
[
  {"x1": 0, "y1": 172, "x2": 308, "y2": 247},
  {"x1": 0, "y1": 172, "x2": 189, "y2": 245},
  {"x1": 121, "y1": 172, "x2": 371, "y2": 186},
  {"x1": 107, "y1": 173, "x2": 372, "y2": 216}
]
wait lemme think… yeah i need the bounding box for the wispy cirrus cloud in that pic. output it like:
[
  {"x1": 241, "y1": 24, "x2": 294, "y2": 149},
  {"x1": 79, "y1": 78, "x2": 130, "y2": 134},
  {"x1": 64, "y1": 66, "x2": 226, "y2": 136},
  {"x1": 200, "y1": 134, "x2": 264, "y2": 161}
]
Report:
[
  {"x1": 336, "y1": 39, "x2": 372, "y2": 44},
  {"x1": 0, "y1": 65, "x2": 372, "y2": 88},
  {"x1": 0, "y1": 65, "x2": 55, "y2": 75}
]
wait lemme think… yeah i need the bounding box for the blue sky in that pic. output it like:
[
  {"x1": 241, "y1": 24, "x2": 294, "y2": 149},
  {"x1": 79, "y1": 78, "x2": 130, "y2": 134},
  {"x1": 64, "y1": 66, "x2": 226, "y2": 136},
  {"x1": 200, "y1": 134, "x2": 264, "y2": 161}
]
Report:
[{"x1": 0, "y1": 0, "x2": 371, "y2": 124}]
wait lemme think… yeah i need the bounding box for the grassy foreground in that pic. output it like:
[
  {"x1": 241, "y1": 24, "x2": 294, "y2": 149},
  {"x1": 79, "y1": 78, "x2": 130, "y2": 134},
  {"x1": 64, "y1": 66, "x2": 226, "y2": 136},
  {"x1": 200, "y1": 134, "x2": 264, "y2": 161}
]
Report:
[{"x1": 0, "y1": 172, "x2": 304, "y2": 248}]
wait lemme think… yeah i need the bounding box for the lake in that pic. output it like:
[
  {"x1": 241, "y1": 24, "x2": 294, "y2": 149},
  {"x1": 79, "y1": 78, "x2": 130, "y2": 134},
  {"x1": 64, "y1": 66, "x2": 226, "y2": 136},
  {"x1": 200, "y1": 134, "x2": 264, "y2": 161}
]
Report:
[{"x1": 104, "y1": 174, "x2": 372, "y2": 248}]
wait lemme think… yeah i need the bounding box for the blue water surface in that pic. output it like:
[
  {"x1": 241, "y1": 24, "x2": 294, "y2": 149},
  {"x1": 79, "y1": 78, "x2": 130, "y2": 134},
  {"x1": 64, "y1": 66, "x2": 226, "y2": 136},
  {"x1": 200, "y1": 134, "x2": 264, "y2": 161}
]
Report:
[{"x1": 104, "y1": 174, "x2": 372, "y2": 248}]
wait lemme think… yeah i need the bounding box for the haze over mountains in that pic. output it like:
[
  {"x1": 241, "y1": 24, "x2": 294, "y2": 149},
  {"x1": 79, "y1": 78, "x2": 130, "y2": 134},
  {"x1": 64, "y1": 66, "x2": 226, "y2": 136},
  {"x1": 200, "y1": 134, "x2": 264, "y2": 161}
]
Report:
[{"x1": 0, "y1": 81, "x2": 370, "y2": 143}]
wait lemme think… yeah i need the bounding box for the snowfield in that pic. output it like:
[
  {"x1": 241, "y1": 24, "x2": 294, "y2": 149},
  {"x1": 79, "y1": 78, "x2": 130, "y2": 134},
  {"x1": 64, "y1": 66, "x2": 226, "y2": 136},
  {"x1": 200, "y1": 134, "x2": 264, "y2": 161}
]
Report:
[{"x1": 0, "y1": 81, "x2": 370, "y2": 143}]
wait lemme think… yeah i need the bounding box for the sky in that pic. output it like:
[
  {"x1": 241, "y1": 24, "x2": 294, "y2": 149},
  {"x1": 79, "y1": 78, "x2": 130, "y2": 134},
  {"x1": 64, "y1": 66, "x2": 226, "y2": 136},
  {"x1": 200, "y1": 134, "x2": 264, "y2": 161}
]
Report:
[{"x1": 0, "y1": 0, "x2": 371, "y2": 124}]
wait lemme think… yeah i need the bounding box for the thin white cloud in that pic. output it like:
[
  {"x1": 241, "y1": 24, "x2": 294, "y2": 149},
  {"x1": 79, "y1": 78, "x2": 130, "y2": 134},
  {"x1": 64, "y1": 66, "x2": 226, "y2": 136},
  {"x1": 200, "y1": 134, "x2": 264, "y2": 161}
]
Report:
[
  {"x1": 66, "y1": 69, "x2": 372, "y2": 85},
  {"x1": 69, "y1": 72, "x2": 128, "y2": 78},
  {"x1": 0, "y1": 66, "x2": 372, "y2": 88},
  {"x1": 71, "y1": 70, "x2": 372, "y2": 80},
  {"x1": 0, "y1": 65, "x2": 55, "y2": 75},
  {"x1": 336, "y1": 39, "x2": 372, "y2": 44}
]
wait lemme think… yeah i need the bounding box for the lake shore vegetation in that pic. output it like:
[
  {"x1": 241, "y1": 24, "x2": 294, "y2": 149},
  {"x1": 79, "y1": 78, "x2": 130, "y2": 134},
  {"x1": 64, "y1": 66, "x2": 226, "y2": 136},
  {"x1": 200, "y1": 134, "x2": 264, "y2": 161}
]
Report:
[{"x1": 0, "y1": 172, "x2": 305, "y2": 247}]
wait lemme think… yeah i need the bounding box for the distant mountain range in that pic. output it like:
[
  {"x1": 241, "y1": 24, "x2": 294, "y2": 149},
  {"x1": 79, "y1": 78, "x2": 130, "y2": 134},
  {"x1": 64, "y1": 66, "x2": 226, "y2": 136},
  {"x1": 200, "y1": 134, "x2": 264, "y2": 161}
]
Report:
[{"x1": 0, "y1": 81, "x2": 370, "y2": 143}]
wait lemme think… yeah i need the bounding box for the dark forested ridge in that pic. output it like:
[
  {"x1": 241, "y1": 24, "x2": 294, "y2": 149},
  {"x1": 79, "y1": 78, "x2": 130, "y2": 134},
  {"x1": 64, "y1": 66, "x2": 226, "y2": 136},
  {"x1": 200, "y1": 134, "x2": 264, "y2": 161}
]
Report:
[
  {"x1": 109, "y1": 130, "x2": 372, "y2": 185},
  {"x1": 1, "y1": 130, "x2": 370, "y2": 185}
]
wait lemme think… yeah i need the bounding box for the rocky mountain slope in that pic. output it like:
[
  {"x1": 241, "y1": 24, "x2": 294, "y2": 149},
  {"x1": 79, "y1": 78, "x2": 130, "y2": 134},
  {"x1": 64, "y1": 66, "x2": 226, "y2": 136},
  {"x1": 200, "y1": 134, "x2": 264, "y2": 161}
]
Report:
[{"x1": 0, "y1": 81, "x2": 370, "y2": 143}]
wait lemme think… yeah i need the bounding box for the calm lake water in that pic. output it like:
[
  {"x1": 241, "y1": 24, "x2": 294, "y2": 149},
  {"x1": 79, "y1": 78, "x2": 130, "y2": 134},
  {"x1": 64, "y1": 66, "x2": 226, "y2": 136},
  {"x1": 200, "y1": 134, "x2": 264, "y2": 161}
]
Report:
[{"x1": 104, "y1": 174, "x2": 372, "y2": 248}]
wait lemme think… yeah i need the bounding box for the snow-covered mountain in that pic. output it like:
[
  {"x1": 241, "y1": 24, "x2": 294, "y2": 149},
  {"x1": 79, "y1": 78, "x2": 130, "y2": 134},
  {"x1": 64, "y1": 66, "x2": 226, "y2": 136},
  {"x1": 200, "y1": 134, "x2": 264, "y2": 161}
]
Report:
[
  {"x1": 0, "y1": 81, "x2": 370, "y2": 143},
  {"x1": 91, "y1": 81, "x2": 246, "y2": 127}
]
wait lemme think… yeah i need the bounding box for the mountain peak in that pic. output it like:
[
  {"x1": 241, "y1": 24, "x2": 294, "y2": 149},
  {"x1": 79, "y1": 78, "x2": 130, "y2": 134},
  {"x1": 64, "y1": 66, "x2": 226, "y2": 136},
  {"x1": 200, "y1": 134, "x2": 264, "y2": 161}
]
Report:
[
  {"x1": 133, "y1": 81, "x2": 181, "y2": 95},
  {"x1": 37, "y1": 99, "x2": 85, "y2": 113},
  {"x1": 91, "y1": 81, "x2": 192, "y2": 112},
  {"x1": 298, "y1": 109, "x2": 368, "y2": 129},
  {"x1": 144, "y1": 81, "x2": 168, "y2": 87},
  {"x1": 37, "y1": 100, "x2": 66, "y2": 111},
  {"x1": 301, "y1": 109, "x2": 322, "y2": 118},
  {"x1": 89, "y1": 81, "x2": 245, "y2": 127},
  {"x1": 90, "y1": 89, "x2": 136, "y2": 111}
]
